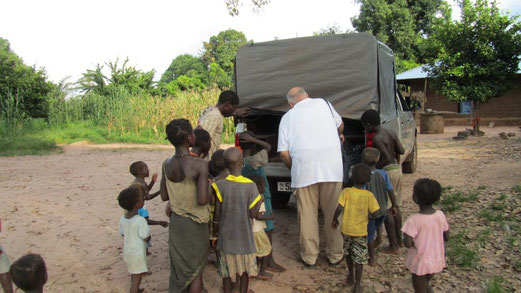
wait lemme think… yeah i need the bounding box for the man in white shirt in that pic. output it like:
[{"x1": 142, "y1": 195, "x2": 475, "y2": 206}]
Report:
[{"x1": 278, "y1": 86, "x2": 344, "y2": 267}]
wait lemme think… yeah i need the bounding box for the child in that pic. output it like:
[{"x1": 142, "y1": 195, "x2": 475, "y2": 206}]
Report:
[
  {"x1": 246, "y1": 174, "x2": 275, "y2": 280},
  {"x1": 402, "y1": 178, "x2": 449, "y2": 293},
  {"x1": 239, "y1": 131, "x2": 286, "y2": 273},
  {"x1": 0, "y1": 219, "x2": 13, "y2": 293},
  {"x1": 361, "y1": 109, "x2": 405, "y2": 251},
  {"x1": 361, "y1": 147, "x2": 398, "y2": 265},
  {"x1": 10, "y1": 253, "x2": 47, "y2": 293},
  {"x1": 118, "y1": 185, "x2": 151, "y2": 293},
  {"x1": 212, "y1": 147, "x2": 262, "y2": 293},
  {"x1": 332, "y1": 164, "x2": 380, "y2": 293},
  {"x1": 129, "y1": 161, "x2": 168, "y2": 255},
  {"x1": 191, "y1": 128, "x2": 212, "y2": 159}
]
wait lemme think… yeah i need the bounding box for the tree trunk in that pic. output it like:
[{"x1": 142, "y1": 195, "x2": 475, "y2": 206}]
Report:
[{"x1": 471, "y1": 100, "x2": 480, "y2": 135}]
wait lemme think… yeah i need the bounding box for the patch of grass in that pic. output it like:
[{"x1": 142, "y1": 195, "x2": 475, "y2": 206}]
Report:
[
  {"x1": 0, "y1": 135, "x2": 60, "y2": 156},
  {"x1": 439, "y1": 189, "x2": 480, "y2": 212},
  {"x1": 447, "y1": 231, "x2": 479, "y2": 267},
  {"x1": 498, "y1": 193, "x2": 508, "y2": 201},
  {"x1": 486, "y1": 276, "x2": 506, "y2": 293},
  {"x1": 479, "y1": 208, "x2": 504, "y2": 222},
  {"x1": 476, "y1": 228, "x2": 492, "y2": 247},
  {"x1": 506, "y1": 235, "x2": 520, "y2": 248},
  {"x1": 512, "y1": 184, "x2": 521, "y2": 194},
  {"x1": 514, "y1": 260, "x2": 521, "y2": 272}
]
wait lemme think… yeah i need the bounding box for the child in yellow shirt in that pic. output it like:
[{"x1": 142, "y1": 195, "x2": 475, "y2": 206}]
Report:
[{"x1": 332, "y1": 164, "x2": 380, "y2": 293}]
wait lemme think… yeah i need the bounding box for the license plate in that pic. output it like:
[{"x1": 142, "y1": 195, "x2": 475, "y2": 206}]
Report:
[{"x1": 277, "y1": 182, "x2": 291, "y2": 192}]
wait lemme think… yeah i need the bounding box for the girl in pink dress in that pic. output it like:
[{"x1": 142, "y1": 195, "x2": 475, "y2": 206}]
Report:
[{"x1": 402, "y1": 178, "x2": 450, "y2": 293}]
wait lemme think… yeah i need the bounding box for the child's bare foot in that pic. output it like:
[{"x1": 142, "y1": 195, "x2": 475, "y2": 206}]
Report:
[
  {"x1": 368, "y1": 258, "x2": 375, "y2": 266},
  {"x1": 266, "y1": 263, "x2": 286, "y2": 272},
  {"x1": 352, "y1": 284, "x2": 363, "y2": 293},
  {"x1": 380, "y1": 246, "x2": 400, "y2": 255},
  {"x1": 347, "y1": 274, "x2": 355, "y2": 286},
  {"x1": 147, "y1": 251, "x2": 151, "y2": 256}
]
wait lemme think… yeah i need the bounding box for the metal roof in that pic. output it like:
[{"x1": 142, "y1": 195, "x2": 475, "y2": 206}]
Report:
[{"x1": 396, "y1": 61, "x2": 521, "y2": 81}]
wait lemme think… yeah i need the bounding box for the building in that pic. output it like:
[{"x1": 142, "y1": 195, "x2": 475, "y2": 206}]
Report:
[{"x1": 396, "y1": 63, "x2": 521, "y2": 126}]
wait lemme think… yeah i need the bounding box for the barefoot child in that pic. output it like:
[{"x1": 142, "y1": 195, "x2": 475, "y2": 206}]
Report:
[
  {"x1": 118, "y1": 186, "x2": 151, "y2": 293},
  {"x1": 240, "y1": 131, "x2": 286, "y2": 273},
  {"x1": 10, "y1": 253, "x2": 47, "y2": 293},
  {"x1": 361, "y1": 147, "x2": 398, "y2": 265},
  {"x1": 361, "y1": 109, "x2": 405, "y2": 252},
  {"x1": 129, "y1": 161, "x2": 168, "y2": 255},
  {"x1": 402, "y1": 178, "x2": 449, "y2": 293},
  {"x1": 247, "y1": 174, "x2": 276, "y2": 280},
  {"x1": 212, "y1": 147, "x2": 262, "y2": 293},
  {"x1": 0, "y1": 219, "x2": 13, "y2": 293},
  {"x1": 332, "y1": 164, "x2": 380, "y2": 293}
]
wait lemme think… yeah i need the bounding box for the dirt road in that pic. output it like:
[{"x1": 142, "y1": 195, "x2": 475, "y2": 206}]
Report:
[{"x1": 0, "y1": 126, "x2": 520, "y2": 292}]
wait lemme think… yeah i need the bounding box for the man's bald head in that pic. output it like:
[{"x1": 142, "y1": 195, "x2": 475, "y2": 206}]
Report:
[
  {"x1": 223, "y1": 147, "x2": 243, "y2": 170},
  {"x1": 286, "y1": 87, "x2": 309, "y2": 106}
]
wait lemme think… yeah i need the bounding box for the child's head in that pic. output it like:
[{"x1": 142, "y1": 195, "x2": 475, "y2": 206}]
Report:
[
  {"x1": 413, "y1": 178, "x2": 442, "y2": 206},
  {"x1": 209, "y1": 149, "x2": 226, "y2": 177},
  {"x1": 362, "y1": 147, "x2": 380, "y2": 166},
  {"x1": 223, "y1": 147, "x2": 243, "y2": 171},
  {"x1": 217, "y1": 90, "x2": 239, "y2": 117},
  {"x1": 10, "y1": 253, "x2": 47, "y2": 292},
  {"x1": 361, "y1": 109, "x2": 380, "y2": 132},
  {"x1": 166, "y1": 118, "x2": 194, "y2": 147},
  {"x1": 350, "y1": 163, "x2": 371, "y2": 185},
  {"x1": 118, "y1": 185, "x2": 144, "y2": 211},
  {"x1": 194, "y1": 128, "x2": 211, "y2": 157},
  {"x1": 129, "y1": 161, "x2": 149, "y2": 177},
  {"x1": 238, "y1": 131, "x2": 256, "y2": 151},
  {"x1": 246, "y1": 174, "x2": 265, "y2": 195}
]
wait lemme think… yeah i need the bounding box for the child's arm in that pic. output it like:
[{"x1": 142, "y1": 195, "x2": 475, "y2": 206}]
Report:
[
  {"x1": 443, "y1": 230, "x2": 450, "y2": 242},
  {"x1": 387, "y1": 189, "x2": 399, "y2": 216},
  {"x1": 195, "y1": 161, "x2": 210, "y2": 205},
  {"x1": 212, "y1": 197, "x2": 221, "y2": 247},
  {"x1": 148, "y1": 173, "x2": 158, "y2": 191},
  {"x1": 148, "y1": 190, "x2": 160, "y2": 200},
  {"x1": 255, "y1": 211, "x2": 275, "y2": 221},
  {"x1": 160, "y1": 167, "x2": 169, "y2": 201},
  {"x1": 240, "y1": 133, "x2": 271, "y2": 152},
  {"x1": 146, "y1": 218, "x2": 169, "y2": 228},
  {"x1": 144, "y1": 236, "x2": 151, "y2": 243},
  {"x1": 249, "y1": 198, "x2": 262, "y2": 219},
  {"x1": 403, "y1": 233, "x2": 414, "y2": 248},
  {"x1": 331, "y1": 204, "x2": 344, "y2": 228}
]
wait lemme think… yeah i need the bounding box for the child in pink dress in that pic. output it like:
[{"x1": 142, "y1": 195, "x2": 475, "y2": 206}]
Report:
[{"x1": 402, "y1": 178, "x2": 450, "y2": 293}]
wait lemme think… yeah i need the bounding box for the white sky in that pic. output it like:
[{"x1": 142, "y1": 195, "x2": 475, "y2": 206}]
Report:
[{"x1": 1, "y1": 0, "x2": 519, "y2": 83}]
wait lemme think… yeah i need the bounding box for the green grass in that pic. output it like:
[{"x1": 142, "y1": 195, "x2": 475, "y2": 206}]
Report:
[
  {"x1": 0, "y1": 135, "x2": 60, "y2": 156},
  {"x1": 512, "y1": 184, "x2": 521, "y2": 194},
  {"x1": 439, "y1": 188, "x2": 479, "y2": 212},
  {"x1": 479, "y1": 209, "x2": 504, "y2": 222},
  {"x1": 514, "y1": 260, "x2": 521, "y2": 272},
  {"x1": 486, "y1": 276, "x2": 506, "y2": 293},
  {"x1": 447, "y1": 231, "x2": 479, "y2": 267},
  {"x1": 476, "y1": 228, "x2": 492, "y2": 247},
  {"x1": 498, "y1": 193, "x2": 508, "y2": 201}
]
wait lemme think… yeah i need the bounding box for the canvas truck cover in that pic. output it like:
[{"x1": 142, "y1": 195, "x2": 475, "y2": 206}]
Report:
[{"x1": 234, "y1": 32, "x2": 398, "y2": 122}]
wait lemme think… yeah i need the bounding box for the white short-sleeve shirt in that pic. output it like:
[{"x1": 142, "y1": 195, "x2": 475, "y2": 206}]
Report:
[
  {"x1": 119, "y1": 215, "x2": 150, "y2": 274},
  {"x1": 277, "y1": 98, "x2": 343, "y2": 188}
]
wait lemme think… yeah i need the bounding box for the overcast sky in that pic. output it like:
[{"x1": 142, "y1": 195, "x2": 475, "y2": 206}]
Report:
[{"x1": 1, "y1": 0, "x2": 519, "y2": 83}]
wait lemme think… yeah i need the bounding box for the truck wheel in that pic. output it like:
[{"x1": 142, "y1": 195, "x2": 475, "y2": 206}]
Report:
[
  {"x1": 271, "y1": 192, "x2": 291, "y2": 209},
  {"x1": 402, "y1": 137, "x2": 417, "y2": 174}
]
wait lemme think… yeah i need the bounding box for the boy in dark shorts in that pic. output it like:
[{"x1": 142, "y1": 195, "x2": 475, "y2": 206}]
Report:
[
  {"x1": 129, "y1": 161, "x2": 168, "y2": 255},
  {"x1": 361, "y1": 109, "x2": 405, "y2": 251},
  {"x1": 332, "y1": 164, "x2": 380, "y2": 293},
  {"x1": 361, "y1": 147, "x2": 398, "y2": 265},
  {"x1": 10, "y1": 253, "x2": 47, "y2": 293},
  {"x1": 212, "y1": 147, "x2": 262, "y2": 293}
]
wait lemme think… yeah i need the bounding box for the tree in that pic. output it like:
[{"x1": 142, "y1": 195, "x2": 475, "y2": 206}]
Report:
[
  {"x1": 160, "y1": 54, "x2": 207, "y2": 84},
  {"x1": 425, "y1": 0, "x2": 521, "y2": 134},
  {"x1": 352, "y1": 0, "x2": 449, "y2": 64},
  {"x1": 313, "y1": 24, "x2": 348, "y2": 36},
  {"x1": 202, "y1": 29, "x2": 247, "y2": 87},
  {"x1": 225, "y1": 0, "x2": 270, "y2": 16},
  {"x1": 0, "y1": 37, "x2": 55, "y2": 118}
]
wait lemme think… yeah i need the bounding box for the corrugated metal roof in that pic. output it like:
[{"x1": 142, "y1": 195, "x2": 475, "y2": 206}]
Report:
[{"x1": 396, "y1": 61, "x2": 521, "y2": 81}]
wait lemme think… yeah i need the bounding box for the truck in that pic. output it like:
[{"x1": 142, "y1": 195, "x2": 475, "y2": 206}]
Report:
[{"x1": 233, "y1": 32, "x2": 418, "y2": 208}]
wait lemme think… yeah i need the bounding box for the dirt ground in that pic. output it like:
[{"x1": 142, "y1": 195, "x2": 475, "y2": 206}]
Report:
[{"x1": 1, "y1": 126, "x2": 520, "y2": 293}]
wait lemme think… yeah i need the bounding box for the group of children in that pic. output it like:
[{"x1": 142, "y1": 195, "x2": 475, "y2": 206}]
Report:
[{"x1": 117, "y1": 125, "x2": 286, "y2": 293}]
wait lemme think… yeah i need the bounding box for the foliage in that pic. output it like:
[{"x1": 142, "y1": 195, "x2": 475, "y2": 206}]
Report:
[
  {"x1": 313, "y1": 24, "x2": 346, "y2": 36},
  {"x1": 425, "y1": 0, "x2": 521, "y2": 105},
  {"x1": 446, "y1": 231, "x2": 479, "y2": 267},
  {"x1": 439, "y1": 188, "x2": 479, "y2": 212},
  {"x1": 77, "y1": 58, "x2": 157, "y2": 95},
  {"x1": 351, "y1": 0, "x2": 449, "y2": 62},
  {"x1": 0, "y1": 37, "x2": 55, "y2": 118},
  {"x1": 225, "y1": 0, "x2": 270, "y2": 16},
  {"x1": 160, "y1": 54, "x2": 207, "y2": 84},
  {"x1": 202, "y1": 29, "x2": 247, "y2": 88},
  {"x1": 486, "y1": 276, "x2": 506, "y2": 293}
]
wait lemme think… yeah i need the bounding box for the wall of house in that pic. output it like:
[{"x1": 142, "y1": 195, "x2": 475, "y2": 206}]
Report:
[{"x1": 408, "y1": 76, "x2": 521, "y2": 118}]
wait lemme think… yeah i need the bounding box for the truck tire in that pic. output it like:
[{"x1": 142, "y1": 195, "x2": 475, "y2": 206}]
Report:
[
  {"x1": 271, "y1": 192, "x2": 291, "y2": 209},
  {"x1": 402, "y1": 137, "x2": 417, "y2": 174}
]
